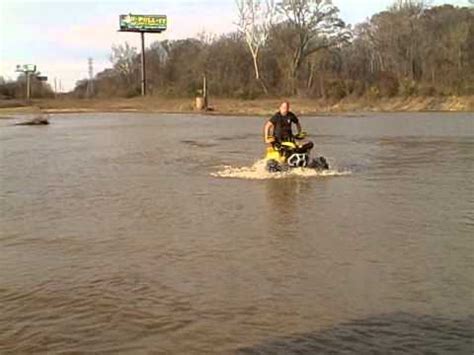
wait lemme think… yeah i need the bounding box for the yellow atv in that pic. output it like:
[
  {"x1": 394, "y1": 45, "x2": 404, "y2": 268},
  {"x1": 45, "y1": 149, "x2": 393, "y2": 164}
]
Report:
[{"x1": 265, "y1": 132, "x2": 329, "y2": 172}]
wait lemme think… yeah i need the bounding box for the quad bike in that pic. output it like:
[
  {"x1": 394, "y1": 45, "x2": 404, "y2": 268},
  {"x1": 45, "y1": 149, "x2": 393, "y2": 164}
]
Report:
[{"x1": 265, "y1": 132, "x2": 329, "y2": 173}]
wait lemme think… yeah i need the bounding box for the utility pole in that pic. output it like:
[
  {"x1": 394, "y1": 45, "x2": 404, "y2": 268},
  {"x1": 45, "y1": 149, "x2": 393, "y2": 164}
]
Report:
[
  {"x1": 26, "y1": 72, "x2": 31, "y2": 100},
  {"x1": 87, "y1": 57, "x2": 94, "y2": 97},
  {"x1": 203, "y1": 74, "x2": 208, "y2": 110}
]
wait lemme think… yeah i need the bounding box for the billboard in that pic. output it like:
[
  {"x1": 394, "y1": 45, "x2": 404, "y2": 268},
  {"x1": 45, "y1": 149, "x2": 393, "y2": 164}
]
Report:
[
  {"x1": 119, "y1": 14, "x2": 167, "y2": 33},
  {"x1": 16, "y1": 64, "x2": 36, "y2": 72}
]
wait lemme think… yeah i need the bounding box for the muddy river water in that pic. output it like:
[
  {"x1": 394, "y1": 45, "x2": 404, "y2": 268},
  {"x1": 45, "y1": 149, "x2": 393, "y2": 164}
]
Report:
[{"x1": 1, "y1": 113, "x2": 473, "y2": 353}]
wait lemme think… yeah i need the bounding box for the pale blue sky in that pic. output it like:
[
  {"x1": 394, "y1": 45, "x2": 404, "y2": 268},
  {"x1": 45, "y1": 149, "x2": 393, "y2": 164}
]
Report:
[{"x1": 0, "y1": 0, "x2": 470, "y2": 91}]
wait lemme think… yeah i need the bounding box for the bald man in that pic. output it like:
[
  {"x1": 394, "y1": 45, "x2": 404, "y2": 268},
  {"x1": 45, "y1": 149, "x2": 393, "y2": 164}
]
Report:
[{"x1": 264, "y1": 101, "x2": 303, "y2": 145}]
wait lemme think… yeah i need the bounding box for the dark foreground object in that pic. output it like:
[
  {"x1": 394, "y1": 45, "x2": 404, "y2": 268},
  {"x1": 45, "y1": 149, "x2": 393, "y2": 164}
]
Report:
[
  {"x1": 14, "y1": 117, "x2": 50, "y2": 126},
  {"x1": 238, "y1": 313, "x2": 474, "y2": 354}
]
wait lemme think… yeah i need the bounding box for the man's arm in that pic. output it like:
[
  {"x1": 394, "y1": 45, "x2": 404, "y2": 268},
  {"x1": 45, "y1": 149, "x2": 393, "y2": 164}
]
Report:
[
  {"x1": 264, "y1": 121, "x2": 275, "y2": 144},
  {"x1": 291, "y1": 113, "x2": 302, "y2": 135},
  {"x1": 295, "y1": 121, "x2": 302, "y2": 135}
]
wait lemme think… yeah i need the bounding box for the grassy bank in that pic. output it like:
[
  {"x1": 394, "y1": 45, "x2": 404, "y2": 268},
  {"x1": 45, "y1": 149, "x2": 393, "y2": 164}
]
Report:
[{"x1": 0, "y1": 96, "x2": 472, "y2": 117}]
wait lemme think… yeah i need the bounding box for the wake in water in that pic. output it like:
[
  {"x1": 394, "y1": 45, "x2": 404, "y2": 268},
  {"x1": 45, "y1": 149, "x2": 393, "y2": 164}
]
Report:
[{"x1": 211, "y1": 159, "x2": 351, "y2": 180}]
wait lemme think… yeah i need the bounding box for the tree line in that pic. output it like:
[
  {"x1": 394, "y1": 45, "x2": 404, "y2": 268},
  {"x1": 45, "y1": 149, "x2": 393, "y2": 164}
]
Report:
[
  {"x1": 2, "y1": 0, "x2": 472, "y2": 101},
  {"x1": 0, "y1": 73, "x2": 54, "y2": 100}
]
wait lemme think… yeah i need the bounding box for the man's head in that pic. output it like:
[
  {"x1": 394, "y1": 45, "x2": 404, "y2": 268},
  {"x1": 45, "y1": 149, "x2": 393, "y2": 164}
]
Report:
[{"x1": 279, "y1": 101, "x2": 290, "y2": 116}]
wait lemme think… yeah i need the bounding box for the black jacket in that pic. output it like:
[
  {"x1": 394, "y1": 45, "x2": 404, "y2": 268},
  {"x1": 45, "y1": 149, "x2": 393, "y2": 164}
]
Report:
[{"x1": 270, "y1": 111, "x2": 299, "y2": 142}]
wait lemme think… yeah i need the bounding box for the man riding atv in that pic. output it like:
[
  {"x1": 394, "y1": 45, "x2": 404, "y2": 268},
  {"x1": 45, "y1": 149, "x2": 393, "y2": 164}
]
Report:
[
  {"x1": 263, "y1": 101, "x2": 328, "y2": 172},
  {"x1": 264, "y1": 101, "x2": 313, "y2": 150}
]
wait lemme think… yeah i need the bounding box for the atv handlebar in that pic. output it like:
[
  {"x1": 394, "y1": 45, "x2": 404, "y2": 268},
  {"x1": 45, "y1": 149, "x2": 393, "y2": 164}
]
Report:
[{"x1": 295, "y1": 131, "x2": 307, "y2": 140}]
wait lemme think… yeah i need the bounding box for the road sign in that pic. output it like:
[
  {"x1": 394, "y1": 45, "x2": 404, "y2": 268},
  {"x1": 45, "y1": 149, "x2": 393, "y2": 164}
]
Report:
[
  {"x1": 119, "y1": 14, "x2": 167, "y2": 33},
  {"x1": 14, "y1": 64, "x2": 40, "y2": 99},
  {"x1": 23, "y1": 64, "x2": 36, "y2": 72}
]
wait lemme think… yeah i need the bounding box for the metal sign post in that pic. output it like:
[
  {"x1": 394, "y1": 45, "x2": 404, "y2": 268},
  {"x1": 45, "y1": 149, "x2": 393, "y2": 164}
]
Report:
[
  {"x1": 16, "y1": 64, "x2": 37, "y2": 100},
  {"x1": 141, "y1": 32, "x2": 146, "y2": 96},
  {"x1": 118, "y1": 14, "x2": 167, "y2": 96},
  {"x1": 26, "y1": 72, "x2": 31, "y2": 100}
]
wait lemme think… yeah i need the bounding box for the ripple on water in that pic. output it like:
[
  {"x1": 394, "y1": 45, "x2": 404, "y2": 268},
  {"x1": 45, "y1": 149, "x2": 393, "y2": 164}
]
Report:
[{"x1": 0, "y1": 276, "x2": 195, "y2": 354}]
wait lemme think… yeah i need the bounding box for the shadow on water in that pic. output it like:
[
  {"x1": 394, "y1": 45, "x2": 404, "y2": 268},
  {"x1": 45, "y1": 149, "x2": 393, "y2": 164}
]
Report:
[{"x1": 237, "y1": 313, "x2": 474, "y2": 354}]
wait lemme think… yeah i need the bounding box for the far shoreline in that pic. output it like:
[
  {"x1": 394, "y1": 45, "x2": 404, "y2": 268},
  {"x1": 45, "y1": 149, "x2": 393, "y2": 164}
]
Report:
[{"x1": 0, "y1": 96, "x2": 472, "y2": 117}]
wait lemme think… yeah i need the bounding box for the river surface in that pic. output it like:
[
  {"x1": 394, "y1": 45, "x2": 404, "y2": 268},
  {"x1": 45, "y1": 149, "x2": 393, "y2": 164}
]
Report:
[{"x1": 1, "y1": 113, "x2": 473, "y2": 354}]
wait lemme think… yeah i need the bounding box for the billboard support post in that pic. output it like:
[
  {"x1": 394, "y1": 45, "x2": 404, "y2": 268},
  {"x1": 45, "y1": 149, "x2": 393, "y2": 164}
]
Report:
[
  {"x1": 118, "y1": 14, "x2": 167, "y2": 97},
  {"x1": 141, "y1": 32, "x2": 146, "y2": 96}
]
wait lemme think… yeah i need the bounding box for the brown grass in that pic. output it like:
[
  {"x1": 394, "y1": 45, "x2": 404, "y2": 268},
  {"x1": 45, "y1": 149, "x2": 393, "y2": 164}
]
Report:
[{"x1": 0, "y1": 95, "x2": 472, "y2": 117}]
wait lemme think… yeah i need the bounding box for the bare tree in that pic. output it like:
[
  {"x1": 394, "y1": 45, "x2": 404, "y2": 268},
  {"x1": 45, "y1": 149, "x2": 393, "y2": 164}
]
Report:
[
  {"x1": 236, "y1": 0, "x2": 277, "y2": 94},
  {"x1": 74, "y1": 3, "x2": 472, "y2": 99},
  {"x1": 110, "y1": 42, "x2": 139, "y2": 85},
  {"x1": 278, "y1": 0, "x2": 351, "y2": 94},
  {"x1": 196, "y1": 29, "x2": 217, "y2": 45},
  {"x1": 390, "y1": 0, "x2": 432, "y2": 14}
]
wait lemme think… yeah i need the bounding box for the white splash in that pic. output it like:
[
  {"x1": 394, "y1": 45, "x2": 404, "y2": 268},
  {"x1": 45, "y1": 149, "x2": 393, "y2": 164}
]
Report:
[{"x1": 211, "y1": 159, "x2": 351, "y2": 180}]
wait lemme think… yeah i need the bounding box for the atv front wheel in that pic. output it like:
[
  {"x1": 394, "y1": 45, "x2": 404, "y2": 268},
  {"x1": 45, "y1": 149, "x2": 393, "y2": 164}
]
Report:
[
  {"x1": 308, "y1": 156, "x2": 329, "y2": 170},
  {"x1": 266, "y1": 159, "x2": 282, "y2": 172}
]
